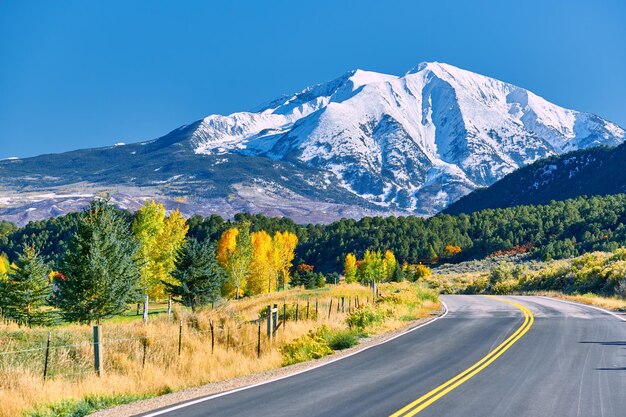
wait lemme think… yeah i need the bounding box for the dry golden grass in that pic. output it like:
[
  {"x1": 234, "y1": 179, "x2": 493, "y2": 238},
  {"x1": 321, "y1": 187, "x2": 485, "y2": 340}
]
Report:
[
  {"x1": 0, "y1": 283, "x2": 439, "y2": 417},
  {"x1": 533, "y1": 291, "x2": 626, "y2": 311}
]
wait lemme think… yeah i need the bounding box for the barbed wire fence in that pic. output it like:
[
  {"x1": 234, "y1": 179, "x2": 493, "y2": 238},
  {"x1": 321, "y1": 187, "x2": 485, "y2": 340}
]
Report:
[{"x1": 0, "y1": 291, "x2": 376, "y2": 383}]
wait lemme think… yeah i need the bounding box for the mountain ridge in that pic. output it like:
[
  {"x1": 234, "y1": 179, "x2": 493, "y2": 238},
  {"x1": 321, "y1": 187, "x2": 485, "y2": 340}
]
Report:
[{"x1": 0, "y1": 62, "x2": 624, "y2": 225}]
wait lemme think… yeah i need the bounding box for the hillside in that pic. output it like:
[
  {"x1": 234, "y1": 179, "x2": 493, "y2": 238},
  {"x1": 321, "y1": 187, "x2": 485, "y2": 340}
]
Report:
[
  {"x1": 445, "y1": 143, "x2": 626, "y2": 214},
  {"x1": 5, "y1": 194, "x2": 626, "y2": 273}
]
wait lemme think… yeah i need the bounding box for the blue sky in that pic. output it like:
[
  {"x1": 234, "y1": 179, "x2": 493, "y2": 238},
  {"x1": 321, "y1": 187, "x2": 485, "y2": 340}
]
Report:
[{"x1": 1, "y1": 0, "x2": 625, "y2": 159}]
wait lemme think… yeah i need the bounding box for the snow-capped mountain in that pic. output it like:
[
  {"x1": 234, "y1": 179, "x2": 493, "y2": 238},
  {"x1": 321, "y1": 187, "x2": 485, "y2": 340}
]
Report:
[
  {"x1": 186, "y1": 62, "x2": 625, "y2": 214},
  {"x1": 0, "y1": 62, "x2": 624, "y2": 224}
]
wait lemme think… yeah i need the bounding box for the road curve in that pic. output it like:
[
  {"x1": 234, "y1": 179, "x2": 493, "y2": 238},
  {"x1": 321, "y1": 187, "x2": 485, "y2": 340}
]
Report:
[{"x1": 136, "y1": 296, "x2": 626, "y2": 417}]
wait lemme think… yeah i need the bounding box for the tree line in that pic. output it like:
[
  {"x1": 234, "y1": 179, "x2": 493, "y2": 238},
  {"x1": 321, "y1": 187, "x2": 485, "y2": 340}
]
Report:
[
  {"x1": 3, "y1": 192, "x2": 626, "y2": 320},
  {"x1": 0, "y1": 200, "x2": 299, "y2": 326}
]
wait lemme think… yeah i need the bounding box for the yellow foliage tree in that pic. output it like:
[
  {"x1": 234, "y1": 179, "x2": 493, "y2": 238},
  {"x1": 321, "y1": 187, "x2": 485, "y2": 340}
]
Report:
[
  {"x1": 383, "y1": 250, "x2": 397, "y2": 281},
  {"x1": 414, "y1": 264, "x2": 432, "y2": 280},
  {"x1": 249, "y1": 230, "x2": 280, "y2": 295},
  {"x1": 273, "y1": 231, "x2": 298, "y2": 291},
  {"x1": 344, "y1": 253, "x2": 357, "y2": 283},
  {"x1": 0, "y1": 254, "x2": 9, "y2": 280},
  {"x1": 217, "y1": 225, "x2": 253, "y2": 299},
  {"x1": 445, "y1": 245, "x2": 462, "y2": 257},
  {"x1": 358, "y1": 249, "x2": 385, "y2": 283},
  {"x1": 133, "y1": 201, "x2": 188, "y2": 300},
  {"x1": 216, "y1": 228, "x2": 238, "y2": 266}
]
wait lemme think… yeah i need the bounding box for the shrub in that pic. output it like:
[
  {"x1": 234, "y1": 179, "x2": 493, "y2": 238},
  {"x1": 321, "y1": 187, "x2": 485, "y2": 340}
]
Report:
[
  {"x1": 413, "y1": 265, "x2": 432, "y2": 281},
  {"x1": 346, "y1": 305, "x2": 383, "y2": 329},
  {"x1": 325, "y1": 329, "x2": 359, "y2": 350},
  {"x1": 280, "y1": 330, "x2": 333, "y2": 366},
  {"x1": 489, "y1": 262, "x2": 514, "y2": 285},
  {"x1": 492, "y1": 279, "x2": 520, "y2": 295}
]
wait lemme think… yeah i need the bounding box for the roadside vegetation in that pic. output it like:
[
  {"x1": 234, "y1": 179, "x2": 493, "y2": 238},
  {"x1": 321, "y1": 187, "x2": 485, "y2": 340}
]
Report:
[
  {"x1": 3, "y1": 193, "x2": 626, "y2": 415},
  {"x1": 0, "y1": 198, "x2": 439, "y2": 417},
  {"x1": 426, "y1": 250, "x2": 626, "y2": 311},
  {"x1": 0, "y1": 282, "x2": 438, "y2": 417}
]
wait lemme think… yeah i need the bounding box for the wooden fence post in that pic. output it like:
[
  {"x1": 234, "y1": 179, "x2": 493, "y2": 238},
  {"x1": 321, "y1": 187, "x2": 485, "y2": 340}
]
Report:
[
  {"x1": 328, "y1": 299, "x2": 333, "y2": 319},
  {"x1": 93, "y1": 325, "x2": 103, "y2": 377},
  {"x1": 283, "y1": 300, "x2": 287, "y2": 329},
  {"x1": 315, "y1": 298, "x2": 319, "y2": 319},
  {"x1": 226, "y1": 328, "x2": 230, "y2": 353},
  {"x1": 142, "y1": 336, "x2": 148, "y2": 369},
  {"x1": 167, "y1": 295, "x2": 172, "y2": 319},
  {"x1": 306, "y1": 298, "x2": 310, "y2": 320},
  {"x1": 295, "y1": 303, "x2": 299, "y2": 323},
  {"x1": 210, "y1": 320, "x2": 215, "y2": 354},
  {"x1": 178, "y1": 320, "x2": 183, "y2": 356},
  {"x1": 257, "y1": 319, "x2": 261, "y2": 358},
  {"x1": 43, "y1": 332, "x2": 51, "y2": 381}
]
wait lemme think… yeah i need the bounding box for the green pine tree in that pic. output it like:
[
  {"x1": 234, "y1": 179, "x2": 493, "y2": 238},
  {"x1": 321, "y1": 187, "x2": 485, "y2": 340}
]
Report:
[
  {"x1": 3, "y1": 245, "x2": 51, "y2": 326},
  {"x1": 391, "y1": 265, "x2": 405, "y2": 282},
  {"x1": 53, "y1": 200, "x2": 141, "y2": 324},
  {"x1": 165, "y1": 239, "x2": 225, "y2": 312}
]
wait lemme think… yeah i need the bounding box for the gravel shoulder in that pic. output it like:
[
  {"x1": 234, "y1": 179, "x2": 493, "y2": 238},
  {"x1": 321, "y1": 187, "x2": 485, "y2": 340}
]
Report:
[{"x1": 89, "y1": 307, "x2": 445, "y2": 417}]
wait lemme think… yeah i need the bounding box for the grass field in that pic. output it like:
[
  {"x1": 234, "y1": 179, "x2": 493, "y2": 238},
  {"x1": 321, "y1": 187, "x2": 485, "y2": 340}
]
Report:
[{"x1": 0, "y1": 282, "x2": 439, "y2": 417}]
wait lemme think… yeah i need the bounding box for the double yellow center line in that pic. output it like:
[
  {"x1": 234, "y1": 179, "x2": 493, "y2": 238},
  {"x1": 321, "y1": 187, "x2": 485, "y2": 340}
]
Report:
[{"x1": 389, "y1": 296, "x2": 534, "y2": 417}]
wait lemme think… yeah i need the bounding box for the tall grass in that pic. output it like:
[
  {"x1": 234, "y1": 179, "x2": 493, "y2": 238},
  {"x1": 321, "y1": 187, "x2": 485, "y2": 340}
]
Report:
[
  {"x1": 533, "y1": 291, "x2": 626, "y2": 311},
  {"x1": 0, "y1": 283, "x2": 439, "y2": 417}
]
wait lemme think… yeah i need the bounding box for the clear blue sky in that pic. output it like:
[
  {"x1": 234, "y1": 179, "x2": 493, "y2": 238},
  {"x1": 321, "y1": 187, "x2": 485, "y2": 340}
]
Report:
[{"x1": 1, "y1": 0, "x2": 625, "y2": 159}]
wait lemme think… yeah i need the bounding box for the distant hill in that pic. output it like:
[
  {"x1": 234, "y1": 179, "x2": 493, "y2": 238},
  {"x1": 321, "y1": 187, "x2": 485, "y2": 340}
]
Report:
[{"x1": 444, "y1": 143, "x2": 626, "y2": 215}]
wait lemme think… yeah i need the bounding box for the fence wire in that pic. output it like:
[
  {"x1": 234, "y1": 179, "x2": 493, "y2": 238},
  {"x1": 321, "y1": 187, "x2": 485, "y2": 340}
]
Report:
[{"x1": 0, "y1": 294, "x2": 371, "y2": 381}]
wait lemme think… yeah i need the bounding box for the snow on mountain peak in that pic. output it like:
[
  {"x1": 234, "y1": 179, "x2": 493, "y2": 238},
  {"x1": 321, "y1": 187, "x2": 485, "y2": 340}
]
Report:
[{"x1": 188, "y1": 62, "x2": 625, "y2": 215}]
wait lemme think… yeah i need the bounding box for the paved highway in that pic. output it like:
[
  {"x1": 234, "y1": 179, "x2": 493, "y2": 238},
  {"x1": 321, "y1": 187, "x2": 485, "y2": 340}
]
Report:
[{"x1": 137, "y1": 296, "x2": 626, "y2": 417}]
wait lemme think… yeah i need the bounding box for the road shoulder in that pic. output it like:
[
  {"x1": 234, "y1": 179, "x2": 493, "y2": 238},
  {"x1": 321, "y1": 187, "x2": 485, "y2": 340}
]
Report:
[{"x1": 89, "y1": 306, "x2": 447, "y2": 417}]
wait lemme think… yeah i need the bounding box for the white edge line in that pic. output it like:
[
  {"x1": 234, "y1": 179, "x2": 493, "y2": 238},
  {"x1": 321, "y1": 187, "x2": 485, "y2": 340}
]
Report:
[
  {"x1": 539, "y1": 296, "x2": 626, "y2": 322},
  {"x1": 139, "y1": 299, "x2": 450, "y2": 417}
]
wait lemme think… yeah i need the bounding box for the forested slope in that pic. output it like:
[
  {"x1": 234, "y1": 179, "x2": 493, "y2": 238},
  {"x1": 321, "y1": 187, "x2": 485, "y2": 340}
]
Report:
[
  {"x1": 445, "y1": 144, "x2": 626, "y2": 214},
  {"x1": 3, "y1": 194, "x2": 626, "y2": 273}
]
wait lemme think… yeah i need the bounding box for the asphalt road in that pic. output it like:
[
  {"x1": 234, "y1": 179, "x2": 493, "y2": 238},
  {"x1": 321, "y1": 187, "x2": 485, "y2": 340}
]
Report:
[{"x1": 137, "y1": 295, "x2": 626, "y2": 417}]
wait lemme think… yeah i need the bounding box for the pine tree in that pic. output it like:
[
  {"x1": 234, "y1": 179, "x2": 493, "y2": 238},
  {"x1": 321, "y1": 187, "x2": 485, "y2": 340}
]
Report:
[
  {"x1": 428, "y1": 245, "x2": 439, "y2": 264},
  {"x1": 2, "y1": 245, "x2": 51, "y2": 326},
  {"x1": 54, "y1": 200, "x2": 141, "y2": 324},
  {"x1": 391, "y1": 265, "x2": 405, "y2": 282},
  {"x1": 165, "y1": 239, "x2": 225, "y2": 312}
]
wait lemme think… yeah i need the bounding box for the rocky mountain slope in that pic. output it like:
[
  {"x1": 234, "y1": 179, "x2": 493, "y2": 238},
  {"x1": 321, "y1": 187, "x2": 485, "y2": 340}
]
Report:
[{"x1": 1, "y1": 62, "x2": 624, "y2": 224}]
